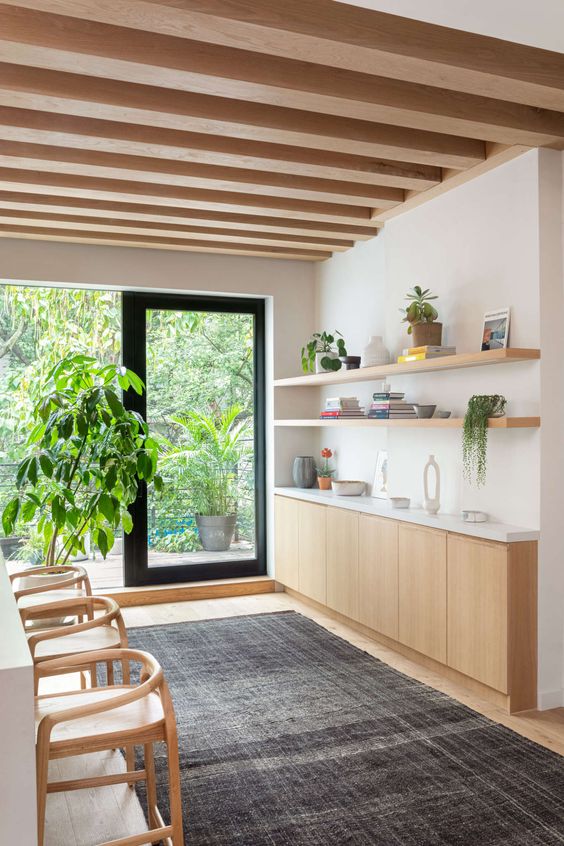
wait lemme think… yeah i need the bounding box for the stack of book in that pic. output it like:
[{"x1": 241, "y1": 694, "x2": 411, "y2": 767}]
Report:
[
  {"x1": 397, "y1": 345, "x2": 456, "y2": 363},
  {"x1": 320, "y1": 396, "x2": 365, "y2": 419},
  {"x1": 368, "y1": 390, "x2": 417, "y2": 419}
]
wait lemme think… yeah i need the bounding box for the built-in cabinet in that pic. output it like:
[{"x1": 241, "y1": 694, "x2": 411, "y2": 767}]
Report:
[{"x1": 274, "y1": 494, "x2": 537, "y2": 713}]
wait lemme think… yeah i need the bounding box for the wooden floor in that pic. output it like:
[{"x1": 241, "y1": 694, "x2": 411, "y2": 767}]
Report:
[{"x1": 46, "y1": 590, "x2": 564, "y2": 846}]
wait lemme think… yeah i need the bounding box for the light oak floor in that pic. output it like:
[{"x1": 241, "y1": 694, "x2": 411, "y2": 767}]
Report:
[{"x1": 46, "y1": 590, "x2": 564, "y2": 846}]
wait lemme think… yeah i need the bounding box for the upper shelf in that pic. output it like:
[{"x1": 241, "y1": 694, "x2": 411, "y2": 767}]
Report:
[
  {"x1": 273, "y1": 348, "x2": 540, "y2": 387},
  {"x1": 274, "y1": 417, "x2": 540, "y2": 429}
]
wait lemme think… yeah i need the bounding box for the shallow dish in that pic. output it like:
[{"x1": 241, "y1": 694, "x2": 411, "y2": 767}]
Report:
[
  {"x1": 437, "y1": 410, "x2": 451, "y2": 419},
  {"x1": 389, "y1": 496, "x2": 410, "y2": 509},
  {"x1": 413, "y1": 404, "x2": 436, "y2": 419},
  {"x1": 332, "y1": 480, "x2": 365, "y2": 496}
]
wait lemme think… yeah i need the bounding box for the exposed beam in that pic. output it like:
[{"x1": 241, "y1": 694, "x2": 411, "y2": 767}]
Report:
[
  {"x1": 0, "y1": 223, "x2": 333, "y2": 260},
  {"x1": 0, "y1": 63, "x2": 486, "y2": 168},
  {"x1": 0, "y1": 190, "x2": 381, "y2": 238},
  {"x1": 0, "y1": 107, "x2": 442, "y2": 190},
  {"x1": 0, "y1": 5, "x2": 562, "y2": 146},
  {"x1": 0, "y1": 140, "x2": 405, "y2": 207},
  {"x1": 6, "y1": 0, "x2": 560, "y2": 111}
]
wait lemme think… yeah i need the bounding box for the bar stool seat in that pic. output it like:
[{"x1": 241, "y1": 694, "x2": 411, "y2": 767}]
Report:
[{"x1": 33, "y1": 625, "x2": 122, "y2": 659}]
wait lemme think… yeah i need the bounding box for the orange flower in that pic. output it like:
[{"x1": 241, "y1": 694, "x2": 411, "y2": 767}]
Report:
[{"x1": 321, "y1": 448, "x2": 332, "y2": 458}]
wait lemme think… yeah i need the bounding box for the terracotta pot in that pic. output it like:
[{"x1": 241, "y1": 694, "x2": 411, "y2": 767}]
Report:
[
  {"x1": 317, "y1": 477, "x2": 332, "y2": 490},
  {"x1": 411, "y1": 321, "x2": 442, "y2": 348}
]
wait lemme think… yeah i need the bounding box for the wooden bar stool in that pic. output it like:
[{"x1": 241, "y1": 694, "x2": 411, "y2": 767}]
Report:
[
  {"x1": 35, "y1": 648, "x2": 184, "y2": 846},
  {"x1": 11, "y1": 565, "x2": 92, "y2": 627}
]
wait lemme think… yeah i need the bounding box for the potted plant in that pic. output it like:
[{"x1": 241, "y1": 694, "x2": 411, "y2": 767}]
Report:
[
  {"x1": 2, "y1": 354, "x2": 162, "y2": 587},
  {"x1": 400, "y1": 285, "x2": 442, "y2": 347},
  {"x1": 317, "y1": 447, "x2": 335, "y2": 490},
  {"x1": 301, "y1": 331, "x2": 347, "y2": 373},
  {"x1": 462, "y1": 394, "x2": 506, "y2": 486},
  {"x1": 161, "y1": 404, "x2": 252, "y2": 552}
]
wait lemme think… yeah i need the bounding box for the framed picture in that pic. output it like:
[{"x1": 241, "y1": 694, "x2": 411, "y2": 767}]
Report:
[
  {"x1": 481, "y1": 307, "x2": 510, "y2": 351},
  {"x1": 372, "y1": 450, "x2": 388, "y2": 499}
]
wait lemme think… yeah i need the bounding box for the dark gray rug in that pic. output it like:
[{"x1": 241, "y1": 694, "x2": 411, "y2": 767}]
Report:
[{"x1": 126, "y1": 611, "x2": 564, "y2": 845}]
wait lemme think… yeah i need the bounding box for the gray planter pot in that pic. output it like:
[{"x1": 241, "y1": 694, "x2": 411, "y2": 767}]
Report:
[{"x1": 196, "y1": 514, "x2": 237, "y2": 552}]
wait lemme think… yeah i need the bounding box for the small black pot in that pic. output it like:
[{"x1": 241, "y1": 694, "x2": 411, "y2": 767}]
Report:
[{"x1": 339, "y1": 355, "x2": 361, "y2": 370}]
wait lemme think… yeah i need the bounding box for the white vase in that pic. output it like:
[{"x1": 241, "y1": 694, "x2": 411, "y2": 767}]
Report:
[
  {"x1": 315, "y1": 351, "x2": 338, "y2": 373},
  {"x1": 423, "y1": 454, "x2": 441, "y2": 514},
  {"x1": 362, "y1": 335, "x2": 390, "y2": 367}
]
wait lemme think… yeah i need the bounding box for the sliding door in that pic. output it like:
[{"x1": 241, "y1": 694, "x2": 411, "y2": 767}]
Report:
[{"x1": 122, "y1": 292, "x2": 265, "y2": 586}]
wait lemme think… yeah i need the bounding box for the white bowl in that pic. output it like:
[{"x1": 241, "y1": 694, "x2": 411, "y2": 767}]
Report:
[
  {"x1": 390, "y1": 496, "x2": 410, "y2": 509},
  {"x1": 332, "y1": 480, "x2": 365, "y2": 496}
]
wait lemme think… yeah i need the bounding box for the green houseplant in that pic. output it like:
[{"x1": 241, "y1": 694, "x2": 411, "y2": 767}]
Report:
[
  {"x1": 160, "y1": 404, "x2": 252, "y2": 552},
  {"x1": 2, "y1": 354, "x2": 162, "y2": 567},
  {"x1": 462, "y1": 394, "x2": 506, "y2": 487},
  {"x1": 301, "y1": 331, "x2": 347, "y2": 373},
  {"x1": 400, "y1": 285, "x2": 442, "y2": 347}
]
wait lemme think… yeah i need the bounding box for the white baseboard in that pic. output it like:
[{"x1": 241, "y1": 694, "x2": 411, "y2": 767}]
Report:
[{"x1": 537, "y1": 688, "x2": 564, "y2": 710}]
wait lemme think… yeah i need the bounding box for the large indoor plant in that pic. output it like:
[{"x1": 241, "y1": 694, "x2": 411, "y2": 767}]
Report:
[
  {"x1": 400, "y1": 285, "x2": 442, "y2": 347},
  {"x1": 301, "y1": 331, "x2": 347, "y2": 373},
  {"x1": 2, "y1": 354, "x2": 162, "y2": 572},
  {"x1": 462, "y1": 394, "x2": 506, "y2": 487},
  {"x1": 161, "y1": 404, "x2": 252, "y2": 552}
]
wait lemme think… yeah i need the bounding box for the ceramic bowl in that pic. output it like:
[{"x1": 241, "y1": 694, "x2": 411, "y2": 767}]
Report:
[
  {"x1": 389, "y1": 496, "x2": 410, "y2": 509},
  {"x1": 437, "y1": 410, "x2": 451, "y2": 418},
  {"x1": 413, "y1": 404, "x2": 436, "y2": 419},
  {"x1": 332, "y1": 480, "x2": 365, "y2": 496}
]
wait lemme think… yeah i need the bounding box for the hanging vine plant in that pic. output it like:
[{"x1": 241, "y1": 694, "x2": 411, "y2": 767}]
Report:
[{"x1": 462, "y1": 394, "x2": 507, "y2": 487}]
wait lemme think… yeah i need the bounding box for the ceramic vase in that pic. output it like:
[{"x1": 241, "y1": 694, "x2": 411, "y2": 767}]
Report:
[
  {"x1": 411, "y1": 322, "x2": 443, "y2": 348},
  {"x1": 361, "y1": 335, "x2": 390, "y2": 367},
  {"x1": 292, "y1": 456, "x2": 317, "y2": 488},
  {"x1": 423, "y1": 454, "x2": 441, "y2": 514},
  {"x1": 315, "y1": 351, "x2": 339, "y2": 373}
]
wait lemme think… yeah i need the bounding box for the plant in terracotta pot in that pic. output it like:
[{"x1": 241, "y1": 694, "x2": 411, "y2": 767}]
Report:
[
  {"x1": 317, "y1": 447, "x2": 335, "y2": 490},
  {"x1": 301, "y1": 331, "x2": 347, "y2": 373},
  {"x1": 462, "y1": 394, "x2": 506, "y2": 486},
  {"x1": 400, "y1": 285, "x2": 442, "y2": 347}
]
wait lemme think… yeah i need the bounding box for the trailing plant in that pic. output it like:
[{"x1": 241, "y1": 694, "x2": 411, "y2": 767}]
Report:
[
  {"x1": 2, "y1": 354, "x2": 162, "y2": 565},
  {"x1": 400, "y1": 286, "x2": 439, "y2": 334},
  {"x1": 462, "y1": 394, "x2": 506, "y2": 487},
  {"x1": 160, "y1": 405, "x2": 252, "y2": 516},
  {"x1": 301, "y1": 331, "x2": 347, "y2": 373},
  {"x1": 317, "y1": 447, "x2": 336, "y2": 478}
]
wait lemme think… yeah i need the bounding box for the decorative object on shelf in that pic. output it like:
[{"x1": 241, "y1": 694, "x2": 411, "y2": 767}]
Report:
[
  {"x1": 368, "y1": 389, "x2": 416, "y2": 419},
  {"x1": 361, "y1": 335, "x2": 390, "y2": 367},
  {"x1": 437, "y1": 410, "x2": 452, "y2": 418},
  {"x1": 321, "y1": 396, "x2": 365, "y2": 419},
  {"x1": 463, "y1": 394, "x2": 507, "y2": 487},
  {"x1": 317, "y1": 447, "x2": 335, "y2": 490},
  {"x1": 292, "y1": 456, "x2": 317, "y2": 489},
  {"x1": 423, "y1": 454, "x2": 441, "y2": 514},
  {"x1": 462, "y1": 510, "x2": 488, "y2": 523},
  {"x1": 398, "y1": 345, "x2": 456, "y2": 363},
  {"x1": 400, "y1": 285, "x2": 443, "y2": 347},
  {"x1": 413, "y1": 404, "x2": 437, "y2": 419},
  {"x1": 481, "y1": 307, "x2": 510, "y2": 351},
  {"x1": 301, "y1": 331, "x2": 347, "y2": 373},
  {"x1": 390, "y1": 496, "x2": 410, "y2": 509},
  {"x1": 332, "y1": 480, "x2": 365, "y2": 496},
  {"x1": 339, "y1": 355, "x2": 361, "y2": 370},
  {"x1": 372, "y1": 450, "x2": 388, "y2": 499}
]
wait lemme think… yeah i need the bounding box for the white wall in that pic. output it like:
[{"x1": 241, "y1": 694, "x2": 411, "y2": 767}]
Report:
[{"x1": 315, "y1": 148, "x2": 564, "y2": 707}]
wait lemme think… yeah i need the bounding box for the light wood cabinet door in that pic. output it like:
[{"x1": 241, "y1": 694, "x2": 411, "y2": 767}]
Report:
[
  {"x1": 447, "y1": 534, "x2": 508, "y2": 692},
  {"x1": 326, "y1": 507, "x2": 359, "y2": 619},
  {"x1": 274, "y1": 496, "x2": 300, "y2": 591},
  {"x1": 398, "y1": 523, "x2": 447, "y2": 663},
  {"x1": 358, "y1": 514, "x2": 399, "y2": 639},
  {"x1": 298, "y1": 501, "x2": 327, "y2": 604}
]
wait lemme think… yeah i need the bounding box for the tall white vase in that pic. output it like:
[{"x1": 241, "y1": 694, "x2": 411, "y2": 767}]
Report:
[
  {"x1": 423, "y1": 454, "x2": 441, "y2": 514},
  {"x1": 361, "y1": 335, "x2": 390, "y2": 367}
]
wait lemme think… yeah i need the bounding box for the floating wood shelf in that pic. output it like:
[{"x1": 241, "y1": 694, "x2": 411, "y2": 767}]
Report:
[
  {"x1": 273, "y1": 348, "x2": 540, "y2": 387},
  {"x1": 274, "y1": 417, "x2": 540, "y2": 429}
]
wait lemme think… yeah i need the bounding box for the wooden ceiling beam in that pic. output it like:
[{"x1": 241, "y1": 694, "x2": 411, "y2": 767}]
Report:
[
  {"x1": 5, "y1": 0, "x2": 560, "y2": 111},
  {"x1": 0, "y1": 140, "x2": 405, "y2": 207},
  {"x1": 0, "y1": 63, "x2": 485, "y2": 168},
  {"x1": 0, "y1": 6, "x2": 562, "y2": 146},
  {"x1": 0, "y1": 107, "x2": 441, "y2": 190},
  {"x1": 0, "y1": 223, "x2": 333, "y2": 260}
]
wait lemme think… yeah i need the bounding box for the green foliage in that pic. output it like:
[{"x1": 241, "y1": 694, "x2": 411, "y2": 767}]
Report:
[
  {"x1": 150, "y1": 525, "x2": 201, "y2": 553},
  {"x1": 400, "y1": 286, "x2": 439, "y2": 335},
  {"x1": 301, "y1": 331, "x2": 347, "y2": 373},
  {"x1": 462, "y1": 395, "x2": 506, "y2": 487},
  {"x1": 2, "y1": 354, "x2": 162, "y2": 564},
  {"x1": 160, "y1": 405, "x2": 252, "y2": 517}
]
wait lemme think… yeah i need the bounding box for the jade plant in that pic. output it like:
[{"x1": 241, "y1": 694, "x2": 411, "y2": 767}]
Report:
[
  {"x1": 462, "y1": 394, "x2": 506, "y2": 487},
  {"x1": 301, "y1": 331, "x2": 347, "y2": 373},
  {"x1": 400, "y1": 285, "x2": 439, "y2": 334},
  {"x1": 2, "y1": 354, "x2": 162, "y2": 566}
]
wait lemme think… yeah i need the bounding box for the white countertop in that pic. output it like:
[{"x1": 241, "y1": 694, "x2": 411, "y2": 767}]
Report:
[{"x1": 274, "y1": 487, "x2": 540, "y2": 543}]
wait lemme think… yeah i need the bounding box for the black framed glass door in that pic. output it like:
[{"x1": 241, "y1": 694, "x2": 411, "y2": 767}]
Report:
[{"x1": 122, "y1": 292, "x2": 266, "y2": 587}]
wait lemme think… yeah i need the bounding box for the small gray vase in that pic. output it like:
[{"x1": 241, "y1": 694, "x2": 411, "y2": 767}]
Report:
[{"x1": 292, "y1": 456, "x2": 317, "y2": 488}]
